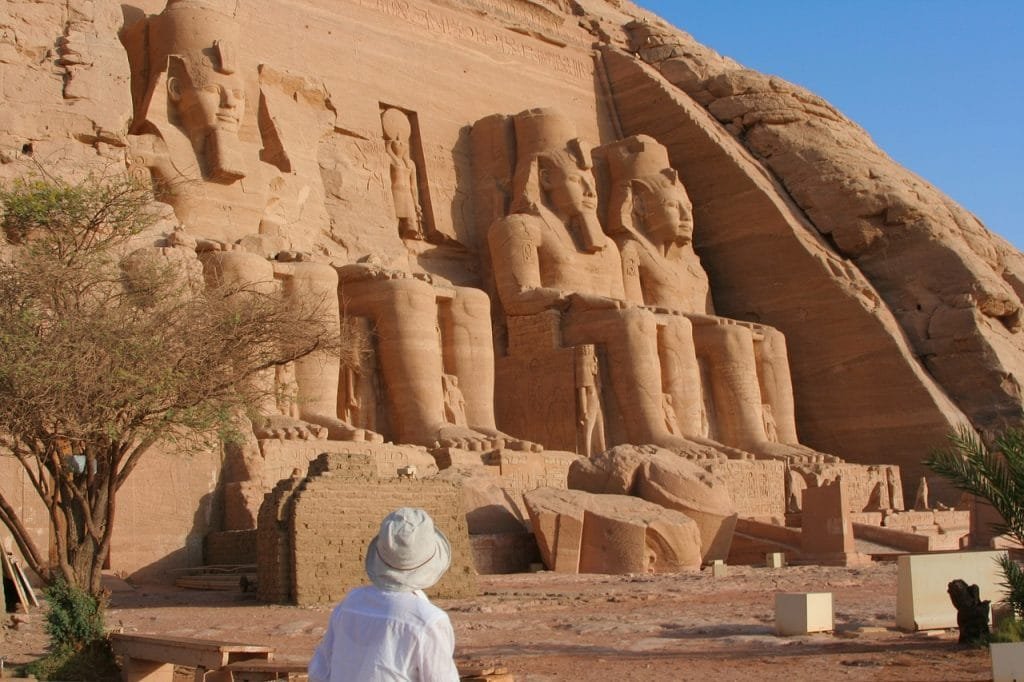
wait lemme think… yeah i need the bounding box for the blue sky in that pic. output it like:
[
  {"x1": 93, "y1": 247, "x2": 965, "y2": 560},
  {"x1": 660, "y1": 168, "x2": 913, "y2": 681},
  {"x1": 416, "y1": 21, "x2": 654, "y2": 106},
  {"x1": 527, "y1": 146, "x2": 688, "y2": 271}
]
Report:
[{"x1": 633, "y1": 1, "x2": 1023, "y2": 250}]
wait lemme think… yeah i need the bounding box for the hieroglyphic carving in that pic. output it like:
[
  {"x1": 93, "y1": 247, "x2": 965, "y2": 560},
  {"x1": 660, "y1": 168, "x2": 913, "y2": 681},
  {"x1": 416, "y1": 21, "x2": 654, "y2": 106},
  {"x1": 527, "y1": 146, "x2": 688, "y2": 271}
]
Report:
[
  {"x1": 350, "y1": 0, "x2": 590, "y2": 79},
  {"x1": 711, "y1": 460, "x2": 786, "y2": 518}
]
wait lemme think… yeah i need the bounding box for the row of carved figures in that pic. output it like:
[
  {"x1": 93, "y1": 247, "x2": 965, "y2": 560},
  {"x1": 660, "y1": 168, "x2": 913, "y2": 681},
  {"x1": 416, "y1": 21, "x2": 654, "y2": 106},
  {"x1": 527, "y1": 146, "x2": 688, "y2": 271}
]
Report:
[{"x1": 120, "y1": 0, "x2": 836, "y2": 466}]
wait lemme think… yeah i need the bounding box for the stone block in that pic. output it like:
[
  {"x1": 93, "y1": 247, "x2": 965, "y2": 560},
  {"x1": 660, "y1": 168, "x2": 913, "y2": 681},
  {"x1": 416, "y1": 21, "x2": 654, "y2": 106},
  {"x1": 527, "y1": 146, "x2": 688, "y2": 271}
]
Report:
[
  {"x1": 775, "y1": 592, "x2": 833, "y2": 635},
  {"x1": 711, "y1": 559, "x2": 728, "y2": 577},
  {"x1": 991, "y1": 642, "x2": 1024, "y2": 682},
  {"x1": 524, "y1": 487, "x2": 702, "y2": 574},
  {"x1": 896, "y1": 550, "x2": 1007, "y2": 631},
  {"x1": 766, "y1": 552, "x2": 786, "y2": 568}
]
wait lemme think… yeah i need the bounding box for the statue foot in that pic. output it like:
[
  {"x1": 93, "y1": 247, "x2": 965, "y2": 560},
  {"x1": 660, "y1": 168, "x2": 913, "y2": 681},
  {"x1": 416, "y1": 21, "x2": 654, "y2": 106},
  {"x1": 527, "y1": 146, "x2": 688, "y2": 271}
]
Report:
[
  {"x1": 682, "y1": 436, "x2": 757, "y2": 461},
  {"x1": 253, "y1": 415, "x2": 327, "y2": 441},
  {"x1": 654, "y1": 435, "x2": 735, "y2": 461},
  {"x1": 469, "y1": 425, "x2": 543, "y2": 452},
  {"x1": 429, "y1": 424, "x2": 514, "y2": 452},
  {"x1": 302, "y1": 414, "x2": 386, "y2": 443},
  {"x1": 748, "y1": 442, "x2": 841, "y2": 464}
]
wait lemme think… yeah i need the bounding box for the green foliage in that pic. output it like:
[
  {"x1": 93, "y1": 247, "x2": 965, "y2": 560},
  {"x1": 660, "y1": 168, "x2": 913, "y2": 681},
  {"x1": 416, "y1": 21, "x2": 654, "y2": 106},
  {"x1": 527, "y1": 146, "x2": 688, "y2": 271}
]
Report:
[
  {"x1": 41, "y1": 578, "x2": 105, "y2": 646},
  {"x1": 21, "y1": 579, "x2": 119, "y2": 681},
  {"x1": 925, "y1": 426, "x2": 1024, "y2": 616},
  {"x1": 22, "y1": 638, "x2": 120, "y2": 681},
  {"x1": 990, "y1": 614, "x2": 1024, "y2": 643},
  {"x1": 0, "y1": 171, "x2": 341, "y2": 594},
  {"x1": 1000, "y1": 553, "x2": 1024, "y2": 618}
]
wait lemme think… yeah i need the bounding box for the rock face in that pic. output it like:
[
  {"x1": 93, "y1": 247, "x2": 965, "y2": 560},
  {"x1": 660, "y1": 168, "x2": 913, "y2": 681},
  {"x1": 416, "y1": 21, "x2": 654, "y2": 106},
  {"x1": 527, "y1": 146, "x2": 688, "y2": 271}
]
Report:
[
  {"x1": 611, "y1": 16, "x2": 1023, "y2": 457},
  {"x1": 0, "y1": 0, "x2": 1020, "y2": 577}
]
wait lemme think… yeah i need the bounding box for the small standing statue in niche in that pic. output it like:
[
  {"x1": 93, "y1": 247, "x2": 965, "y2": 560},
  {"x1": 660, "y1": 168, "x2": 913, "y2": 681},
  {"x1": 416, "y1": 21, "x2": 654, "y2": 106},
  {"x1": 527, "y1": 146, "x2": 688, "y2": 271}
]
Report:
[
  {"x1": 381, "y1": 107, "x2": 424, "y2": 240},
  {"x1": 442, "y1": 374, "x2": 468, "y2": 428},
  {"x1": 575, "y1": 345, "x2": 606, "y2": 457}
]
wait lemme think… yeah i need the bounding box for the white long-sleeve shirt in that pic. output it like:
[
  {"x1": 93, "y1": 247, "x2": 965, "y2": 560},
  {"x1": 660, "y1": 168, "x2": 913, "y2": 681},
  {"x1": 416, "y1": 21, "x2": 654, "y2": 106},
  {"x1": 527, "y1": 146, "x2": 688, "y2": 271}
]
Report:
[{"x1": 308, "y1": 585, "x2": 460, "y2": 682}]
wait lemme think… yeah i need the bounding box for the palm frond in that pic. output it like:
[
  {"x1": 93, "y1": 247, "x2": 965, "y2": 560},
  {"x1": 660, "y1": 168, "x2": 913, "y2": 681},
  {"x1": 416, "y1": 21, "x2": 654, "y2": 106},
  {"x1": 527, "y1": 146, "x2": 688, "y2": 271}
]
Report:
[
  {"x1": 924, "y1": 425, "x2": 1024, "y2": 542},
  {"x1": 999, "y1": 554, "x2": 1024, "y2": 618}
]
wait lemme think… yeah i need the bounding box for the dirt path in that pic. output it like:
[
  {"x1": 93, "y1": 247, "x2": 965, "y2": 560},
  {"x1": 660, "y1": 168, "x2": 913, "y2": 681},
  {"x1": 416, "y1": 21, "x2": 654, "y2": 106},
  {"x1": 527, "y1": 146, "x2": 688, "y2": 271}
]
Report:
[{"x1": 2, "y1": 563, "x2": 992, "y2": 681}]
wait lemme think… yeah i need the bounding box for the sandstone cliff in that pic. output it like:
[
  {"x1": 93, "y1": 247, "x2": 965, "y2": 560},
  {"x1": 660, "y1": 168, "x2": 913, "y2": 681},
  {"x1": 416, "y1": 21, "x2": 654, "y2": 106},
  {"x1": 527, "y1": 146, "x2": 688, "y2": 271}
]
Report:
[
  {"x1": 581, "y1": 1, "x2": 1024, "y2": 443},
  {"x1": 1, "y1": 0, "x2": 1019, "y2": 500}
]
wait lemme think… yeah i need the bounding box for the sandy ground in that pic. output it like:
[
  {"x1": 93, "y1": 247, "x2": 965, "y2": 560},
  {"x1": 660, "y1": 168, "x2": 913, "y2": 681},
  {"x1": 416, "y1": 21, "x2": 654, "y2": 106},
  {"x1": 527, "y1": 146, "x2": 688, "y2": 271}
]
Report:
[{"x1": 2, "y1": 562, "x2": 992, "y2": 681}]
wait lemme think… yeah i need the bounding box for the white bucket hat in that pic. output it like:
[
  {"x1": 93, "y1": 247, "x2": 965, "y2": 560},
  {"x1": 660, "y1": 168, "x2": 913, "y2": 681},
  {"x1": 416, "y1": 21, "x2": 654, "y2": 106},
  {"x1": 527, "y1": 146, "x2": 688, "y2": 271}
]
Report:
[{"x1": 365, "y1": 508, "x2": 452, "y2": 592}]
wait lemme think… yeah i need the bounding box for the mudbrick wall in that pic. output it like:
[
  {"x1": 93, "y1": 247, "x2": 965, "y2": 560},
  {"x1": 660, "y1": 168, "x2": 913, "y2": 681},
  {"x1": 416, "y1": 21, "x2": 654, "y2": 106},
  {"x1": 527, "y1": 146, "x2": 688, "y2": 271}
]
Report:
[{"x1": 258, "y1": 452, "x2": 476, "y2": 605}]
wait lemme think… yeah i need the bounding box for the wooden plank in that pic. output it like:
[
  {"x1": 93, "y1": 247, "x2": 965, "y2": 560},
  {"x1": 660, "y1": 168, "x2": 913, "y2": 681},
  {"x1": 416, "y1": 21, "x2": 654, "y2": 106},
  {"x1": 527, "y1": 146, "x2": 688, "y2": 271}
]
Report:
[
  {"x1": 174, "y1": 576, "x2": 247, "y2": 591},
  {"x1": 109, "y1": 633, "x2": 274, "y2": 670},
  {"x1": 10, "y1": 554, "x2": 39, "y2": 607},
  {"x1": 222, "y1": 660, "x2": 308, "y2": 673},
  {"x1": 1, "y1": 549, "x2": 30, "y2": 612}
]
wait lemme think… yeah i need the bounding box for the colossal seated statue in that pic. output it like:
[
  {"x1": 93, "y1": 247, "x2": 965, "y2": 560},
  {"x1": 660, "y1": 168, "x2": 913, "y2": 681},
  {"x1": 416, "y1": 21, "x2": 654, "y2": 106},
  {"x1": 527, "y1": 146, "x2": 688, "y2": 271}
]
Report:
[
  {"x1": 124, "y1": 0, "x2": 531, "y2": 453},
  {"x1": 474, "y1": 108, "x2": 747, "y2": 460},
  {"x1": 123, "y1": 0, "x2": 369, "y2": 443},
  {"x1": 597, "y1": 134, "x2": 833, "y2": 462},
  {"x1": 474, "y1": 108, "x2": 831, "y2": 463}
]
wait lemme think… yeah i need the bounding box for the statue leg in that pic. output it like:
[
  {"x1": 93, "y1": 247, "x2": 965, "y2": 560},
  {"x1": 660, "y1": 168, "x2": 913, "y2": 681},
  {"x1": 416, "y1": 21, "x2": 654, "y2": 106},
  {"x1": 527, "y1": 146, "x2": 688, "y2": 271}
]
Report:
[
  {"x1": 693, "y1": 320, "x2": 833, "y2": 462},
  {"x1": 657, "y1": 315, "x2": 704, "y2": 436},
  {"x1": 753, "y1": 324, "x2": 799, "y2": 444},
  {"x1": 442, "y1": 287, "x2": 540, "y2": 450},
  {"x1": 563, "y1": 306, "x2": 671, "y2": 445},
  {"x1": 340, "y1": 276, "x2": 445, "y2": 445},
  {"x1": 200, "y1": 251, "x2": 327, "y2": 440},
  {"x1": 691, "y1": 320, "x2": 765, "y2": 450},
  {"x1": 441, "y1": 287, "x2": 496, "y2": 430},
  {"x1": 282, "y1": 262, "x2": 378, "y2": 441}
]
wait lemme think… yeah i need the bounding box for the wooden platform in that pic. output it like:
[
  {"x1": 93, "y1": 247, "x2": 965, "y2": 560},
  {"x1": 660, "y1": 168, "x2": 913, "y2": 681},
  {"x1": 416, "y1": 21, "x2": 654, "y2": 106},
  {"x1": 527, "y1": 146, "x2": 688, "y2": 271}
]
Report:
[{"x1": 110, "y1": 632, "x2": 275, "y2": 682}]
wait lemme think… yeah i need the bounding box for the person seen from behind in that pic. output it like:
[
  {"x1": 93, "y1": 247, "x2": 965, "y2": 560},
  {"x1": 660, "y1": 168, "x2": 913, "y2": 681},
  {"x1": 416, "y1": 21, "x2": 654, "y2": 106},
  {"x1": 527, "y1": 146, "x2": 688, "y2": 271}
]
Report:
[{"x1": 308, "y1": 507, "x2": 460, "y2": 681}]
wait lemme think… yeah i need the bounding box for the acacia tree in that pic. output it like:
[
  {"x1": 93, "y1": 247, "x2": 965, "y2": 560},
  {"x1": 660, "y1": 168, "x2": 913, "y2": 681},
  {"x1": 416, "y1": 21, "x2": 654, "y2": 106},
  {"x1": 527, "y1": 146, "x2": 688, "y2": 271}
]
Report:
[{"x1": 0, "y1": 173, "x2": 340, "y2": 596}]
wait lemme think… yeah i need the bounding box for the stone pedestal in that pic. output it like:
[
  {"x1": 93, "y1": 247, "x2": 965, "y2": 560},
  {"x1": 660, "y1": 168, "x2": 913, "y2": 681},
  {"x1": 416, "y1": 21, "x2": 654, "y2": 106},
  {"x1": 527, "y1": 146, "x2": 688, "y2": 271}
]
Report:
[{"x1": 775, "y1": 592, "x2": 833, "y2": 635}]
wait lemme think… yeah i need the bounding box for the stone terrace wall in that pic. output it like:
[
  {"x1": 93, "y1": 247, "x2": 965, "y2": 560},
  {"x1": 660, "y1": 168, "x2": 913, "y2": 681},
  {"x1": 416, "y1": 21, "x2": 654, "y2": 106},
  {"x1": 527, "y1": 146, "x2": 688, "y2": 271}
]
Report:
[
  {"x1": 256, "y1": 474, "x2": 305, "y2": 605},
  {"x1": 258, "y1": 452, "x2": 476, "y2": 605}
]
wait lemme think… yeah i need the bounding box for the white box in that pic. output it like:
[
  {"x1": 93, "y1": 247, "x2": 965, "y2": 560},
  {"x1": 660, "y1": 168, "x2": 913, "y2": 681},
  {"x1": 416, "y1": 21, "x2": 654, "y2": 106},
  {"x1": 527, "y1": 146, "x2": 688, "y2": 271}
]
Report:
[
  {"x1": 711, "y1": 559, "x2": 728, "y2": 577},
  {"x1": 775, "y1": 592, "x2": 833, "y2": 635},
  {"x1": 896, "y1": 550, "x2": 1006, "y2": 631},
  {"x1": 991, "y1": 642, "x2": 1024, "y2": 682},
  {"x1": 766, "y1": 552, "x2": 786, "y2": 568}
]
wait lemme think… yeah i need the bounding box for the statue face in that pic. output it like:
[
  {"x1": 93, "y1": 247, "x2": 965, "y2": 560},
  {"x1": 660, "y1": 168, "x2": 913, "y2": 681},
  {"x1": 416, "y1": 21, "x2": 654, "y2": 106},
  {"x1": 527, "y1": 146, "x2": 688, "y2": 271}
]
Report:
[
  {"x1": 636, "y1": 180, "x2": 693, "y2": 245},
  {"x1": 169, "y1": 67, "x2": 245, "y2": 137},
  {"x1": 541, "y1": 160, "x2": 598, "y2": 217}
]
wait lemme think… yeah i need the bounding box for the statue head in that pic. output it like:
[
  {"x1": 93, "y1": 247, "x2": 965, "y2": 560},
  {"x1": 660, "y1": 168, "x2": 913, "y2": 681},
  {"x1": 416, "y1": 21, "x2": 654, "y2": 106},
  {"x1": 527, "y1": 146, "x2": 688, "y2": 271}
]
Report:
[
  {"x1": 381, "y1": 107, "x2": 412, "y2": 158},
  {"x1": 138, "y1": 0, "x2": 247, "y2": 182},
  {"x1": 604, "y1": 135, "x2": 693, "y2": 248},
  {"x1": 510, "y1": 108, "x2": 606, "y2": 253}
]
